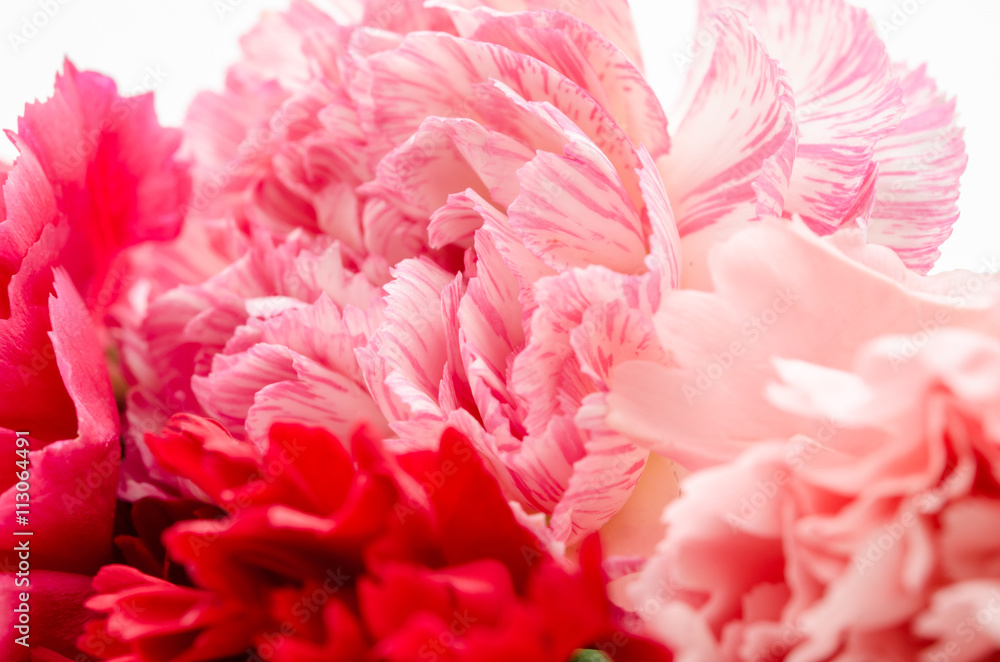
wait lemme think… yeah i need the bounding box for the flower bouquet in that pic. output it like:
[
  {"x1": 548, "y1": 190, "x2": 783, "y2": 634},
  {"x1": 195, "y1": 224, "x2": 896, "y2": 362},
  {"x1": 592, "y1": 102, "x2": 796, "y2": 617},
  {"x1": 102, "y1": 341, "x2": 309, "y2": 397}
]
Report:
[{"x1": 2, "y1": 0, "x2": 997, "y2": 660}]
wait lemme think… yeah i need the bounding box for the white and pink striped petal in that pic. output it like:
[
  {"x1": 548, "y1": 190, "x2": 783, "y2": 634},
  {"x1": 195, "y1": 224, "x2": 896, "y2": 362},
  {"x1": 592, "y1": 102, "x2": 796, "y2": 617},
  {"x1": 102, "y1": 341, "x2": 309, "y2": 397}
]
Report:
[
  {"x1": 445, "y1": 6, "x2": 669, "y2": 158},
  {"x1": 434, "y1": 0, "x2": 646, "y2": 70},
  {"x1": 353, "y1": 32, "x2": 643, "y2": 193},
  {"x1": 194, "y1": 339, "x2": 388, "y2": 450},
  {"x1": 356, "y1": 257, "x2": 454, "y2": 441},
  {"x1": 363, "y1": 115, "x2": 535, "y2": 220},
  {"x1": 700, "y1": 0, "x2": 904, "y2": 231},
  {"x1": 867, "y1": 64, "x2": 967, "y2": 274},
  {"x1": 658, "y1": 9, "x2": 796, "y2": 237},
  {"x1": 507, "y1": 141, "x2": 648, "y2": 275}
]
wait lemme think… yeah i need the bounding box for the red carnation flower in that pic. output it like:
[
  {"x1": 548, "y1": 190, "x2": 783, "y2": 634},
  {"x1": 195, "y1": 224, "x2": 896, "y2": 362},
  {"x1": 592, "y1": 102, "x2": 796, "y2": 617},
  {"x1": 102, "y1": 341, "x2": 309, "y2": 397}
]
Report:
[{"x1": 81, "y1": 418, "x2": 670, "y2": 661}]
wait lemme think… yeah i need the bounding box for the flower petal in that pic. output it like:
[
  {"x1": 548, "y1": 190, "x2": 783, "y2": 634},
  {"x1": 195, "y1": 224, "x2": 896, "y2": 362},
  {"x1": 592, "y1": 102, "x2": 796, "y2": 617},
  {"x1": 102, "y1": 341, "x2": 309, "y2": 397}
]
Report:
[
  {"x1": 508, "y1": 138, "x2": 648, "y2": 275},
  {"x1": 448, "y1": 6, "x2": 669, "y2": 157},
  {"x1": 659, "y1": 9, "x2": 796, "y2": 236},
  {"x1": 435, "y1": 0, "x2": 647, "y2": 70},
  {"x1": 1, "y1": 271, "x2": 118, "y2": 574},
  {"x1": 607, "y1": 222, "x2": 1000, "y2": 469},
  {"x1": 364, "y1": 115, "x2": 535, "y2": 221},
  {"x1": 867, "y1": 64, "x2": 967, "y2": 274},
  {"x1": 355, "y1": 32, "x2": 642, "y2": 197},
  {"x1": 357, "y1": 258, "x2": 453, "y2": 436},
  {"x1": 701, "y1": 0, "x2": 904, "y2": 230}
]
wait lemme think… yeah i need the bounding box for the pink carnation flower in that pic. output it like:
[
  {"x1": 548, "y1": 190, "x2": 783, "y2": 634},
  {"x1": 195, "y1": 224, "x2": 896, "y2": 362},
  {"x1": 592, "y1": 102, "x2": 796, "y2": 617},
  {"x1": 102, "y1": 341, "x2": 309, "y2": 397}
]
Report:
[
  {"x1": 124, "y1": 0, "x2": 686, "y2": 550},
  {"x1": 630, "y1": 327, "x2": 1000, "y2": 661},
  {"x1": 121, "y1": 0, "x2": 967, "y2": 561},
  {"x1": 0, "y1": 62, "x2": 189, "y2": 660}
]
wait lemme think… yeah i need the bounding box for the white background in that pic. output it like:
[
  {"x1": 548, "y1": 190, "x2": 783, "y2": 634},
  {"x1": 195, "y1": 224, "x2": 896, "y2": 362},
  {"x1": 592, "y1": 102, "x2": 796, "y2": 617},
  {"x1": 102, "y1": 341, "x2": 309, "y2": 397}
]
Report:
[{"x1": 0, "y1": 0, "x2": 996, "y2": 272}]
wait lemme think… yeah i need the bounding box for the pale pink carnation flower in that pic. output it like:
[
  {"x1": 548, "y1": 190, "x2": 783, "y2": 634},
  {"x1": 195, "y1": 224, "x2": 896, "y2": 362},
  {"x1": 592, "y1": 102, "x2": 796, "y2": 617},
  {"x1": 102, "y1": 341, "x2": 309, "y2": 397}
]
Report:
[
  {"x1": 608, "y1": 222, "x2": 1000, "y2": 470},
  {"x1": 630, "y1": 326, "x2": 1000, "y2": 661}
]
